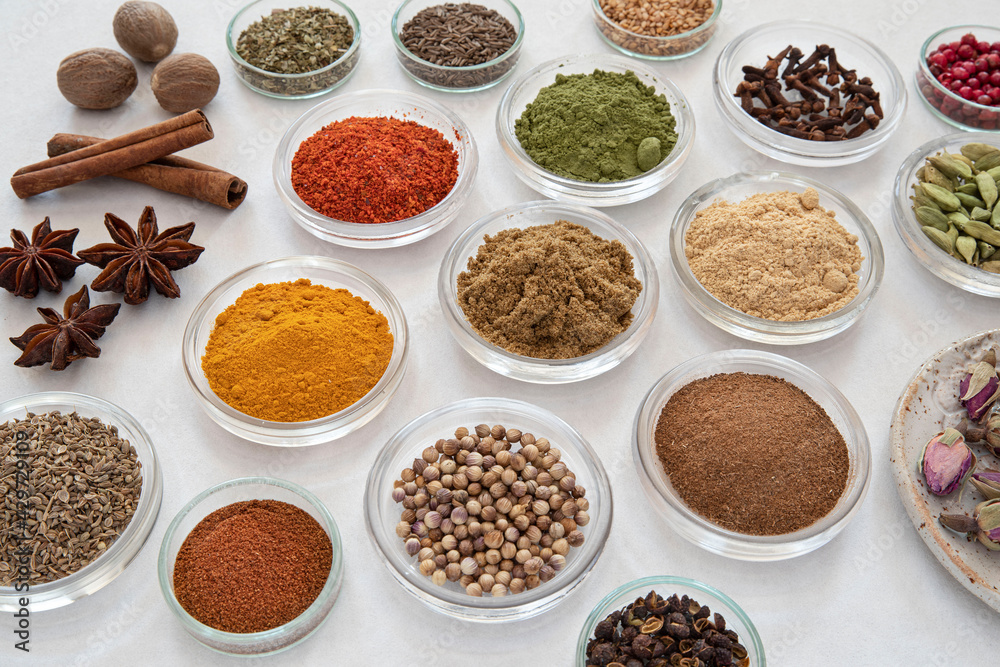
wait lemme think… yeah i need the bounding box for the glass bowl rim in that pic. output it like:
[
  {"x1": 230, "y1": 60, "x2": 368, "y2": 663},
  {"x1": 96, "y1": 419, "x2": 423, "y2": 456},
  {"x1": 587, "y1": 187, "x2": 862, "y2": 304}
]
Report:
[
  {"x1": 181, "y1": 255, "x2": 409, "y2": 437},
  {"x1": 225, "y1": 0, "x2": 362, "y2": 80},
  {"x1": 390, "y1": 0, "x2": 525, "y2": 73},
  {"x1": 575, "y1": 575, "x2": 766, "y2": 666},
  {"x1": 156, "y1": 476, "x2": 344, "y2": 644},
  {"x1": 916, "y1": 24, "x2": 1000, "y2": 115},
  {"x1": 590, "y1": 0, "x2": 722, "y2": 43}
]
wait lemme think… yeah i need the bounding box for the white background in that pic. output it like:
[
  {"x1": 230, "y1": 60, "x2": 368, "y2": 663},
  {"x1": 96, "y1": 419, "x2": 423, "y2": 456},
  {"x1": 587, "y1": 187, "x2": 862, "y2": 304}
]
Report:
[{"x1": 2, "y1": 0, "x2": 999, "y2": 665}]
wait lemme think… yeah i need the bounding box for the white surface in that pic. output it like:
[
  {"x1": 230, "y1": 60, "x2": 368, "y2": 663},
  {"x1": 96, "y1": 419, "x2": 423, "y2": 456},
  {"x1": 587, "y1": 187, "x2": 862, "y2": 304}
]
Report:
[{"x1": 2, "y1": 0, "x2": 998, "y2": 664}]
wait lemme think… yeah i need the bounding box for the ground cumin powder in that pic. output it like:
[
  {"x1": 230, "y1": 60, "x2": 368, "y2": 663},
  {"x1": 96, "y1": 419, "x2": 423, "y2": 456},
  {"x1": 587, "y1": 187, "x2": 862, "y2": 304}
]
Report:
[
  {"x1": 456, "y1": 220, "x2": 641, "y2": 359},
  {"x1": 654, "y1": 372, "x2": 849, "y2": 535},
  {"x1": 684, "y1": 188, "x2": 862, "y2": 321}
]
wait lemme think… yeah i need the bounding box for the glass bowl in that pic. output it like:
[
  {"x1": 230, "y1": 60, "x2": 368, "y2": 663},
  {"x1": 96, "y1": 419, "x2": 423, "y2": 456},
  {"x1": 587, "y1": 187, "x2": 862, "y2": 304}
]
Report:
[
  {"x1": 364, "y1": 397, "x2": 613, "y2": 621},
  {"x1": 226, "y1": 0, "x2": 361, "y2": 99},
  {"x1": 590, "y1": 0, "x2": 721, "y2": 60},
  {"x1": 633, "y1": 349, "x2": 871, "y2": 561},
  {"x1": 181, "y1": 256, "x2": 408, "y2": 446},
  {"x1": 892, "y1": 132, "x2": 1000, "y2": 297},
  {"x1": 496, "y1": 53, "x2": 695, "y2": 206},
  {"x1": 273, "y1": 89, "x2": 478, "y2": 248},
  {"x1": 714, "y1": 20, "x2": 906, "y2": 167},
  {"x1": 669, "y1": 171, "x2": 884, "y2": 345},
  {"x1": 391, "y1": 0, "x2": 524, "y2": 92},
  {"x1": 0, "y1": 391, "x2": 162, "y2": 612},
  {"x1": 916, "y1": 25, "x2": 1000, "y2": 132},
  {"x1": 576, "y1": 576, "x2": 766, "y2": 666},
  {"x1": 157, "y1": 477, "x2": 343, "y2": 656},
  {"x1": 438, "y1": 200, "x2": 659, "y2": 383}
]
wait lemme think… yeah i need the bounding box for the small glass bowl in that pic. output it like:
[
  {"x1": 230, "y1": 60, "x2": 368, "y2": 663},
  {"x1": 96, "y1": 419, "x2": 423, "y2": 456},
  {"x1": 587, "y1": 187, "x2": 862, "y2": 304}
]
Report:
[
  {"x1": 496, "y1": 53, "x2": 694, "y2": 206},
  {"x1": 226, "y1": 0, "x2": 361, "y2": 99},
  {"x1": 0, "y1": 392, "x2": 162, "y2": 612},
  {"x1": 576, "y1": 576, "x2": 766, "y2": 666},
  {"x1": 158, "y1": 477, "x2": 343, "y2": 656},
  {"x1": 274, "y1": 89, "x2": 478, "y2": 248},
  {"x1": 633, "y1": 349, "x2": 871, "y2": 561},
  {"x1": 364, "y1": 397, "x2": 613, "y2": 621},
  {"x1": 892, "y1": 132, "x2": 1000, "y2": 297},
  {"x1": 181, "y1": 256, "x2": 409, "y2": 446},
  {"x1": 590, "y1": 0, "x2": 721, "y2": 60},
  {"x1": 916, "y1": 25, "x2": 1000, "y2": 132},
  {"x1": 669, "y1": 171, "x2": 884, "y2": 345},
  {"x1": 439, "y1": 200, "x2": 659, "y2": 383},
  {"x1": 714, "y1": 20, "x2": 906, "y2": 166},
  {"x1": 391, "y1": 0, "x2": 524, "y2": 92}
]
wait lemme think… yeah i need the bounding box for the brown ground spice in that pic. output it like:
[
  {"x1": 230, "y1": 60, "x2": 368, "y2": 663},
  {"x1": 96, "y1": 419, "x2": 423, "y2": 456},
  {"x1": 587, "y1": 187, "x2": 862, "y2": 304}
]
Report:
[
  {"x1": 173, "y1": 500, "x2": 332, "y2": 633},
  {"x1": 654, "y1": 372, "x2": 849, "y2": 535},
  {"x1": 456, "y1": 220, "x2": 641, "y2": 359}
]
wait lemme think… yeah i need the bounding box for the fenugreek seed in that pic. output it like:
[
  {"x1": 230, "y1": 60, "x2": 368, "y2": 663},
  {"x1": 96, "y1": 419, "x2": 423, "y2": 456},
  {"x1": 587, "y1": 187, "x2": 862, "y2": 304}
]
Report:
[{"x1": 466, "y1": 582, "x2": 483, "y2": 597}]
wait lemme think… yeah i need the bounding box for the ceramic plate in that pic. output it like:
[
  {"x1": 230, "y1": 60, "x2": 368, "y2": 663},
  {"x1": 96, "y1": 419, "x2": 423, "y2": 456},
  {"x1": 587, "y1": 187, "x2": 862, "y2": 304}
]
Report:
[{"x1": 889, "y1": 329, "x2": 1000, "y2": 613}]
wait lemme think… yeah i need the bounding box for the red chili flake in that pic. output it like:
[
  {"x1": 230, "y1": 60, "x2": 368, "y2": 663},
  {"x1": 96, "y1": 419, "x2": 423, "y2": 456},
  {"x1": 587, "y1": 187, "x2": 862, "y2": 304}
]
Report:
[{"x1": 291, "y1": 116, "x2": 459, "y2": 224}]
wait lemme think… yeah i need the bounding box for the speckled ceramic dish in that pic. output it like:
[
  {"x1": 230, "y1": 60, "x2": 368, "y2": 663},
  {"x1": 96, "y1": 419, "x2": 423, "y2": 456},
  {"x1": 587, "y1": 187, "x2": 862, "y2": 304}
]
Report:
[{"x1": 889, "y1": 328, "x2": 1000, "y2": 612}]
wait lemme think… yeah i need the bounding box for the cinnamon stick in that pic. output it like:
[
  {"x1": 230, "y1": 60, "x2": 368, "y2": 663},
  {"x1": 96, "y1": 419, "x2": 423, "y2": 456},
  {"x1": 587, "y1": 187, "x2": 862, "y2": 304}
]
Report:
[
  {"x1": 47, "y1": 134, "x2": 247, "y2": 210},
  {"x1": 11, "y1": 109, "x2": 213, "y2": 199}
]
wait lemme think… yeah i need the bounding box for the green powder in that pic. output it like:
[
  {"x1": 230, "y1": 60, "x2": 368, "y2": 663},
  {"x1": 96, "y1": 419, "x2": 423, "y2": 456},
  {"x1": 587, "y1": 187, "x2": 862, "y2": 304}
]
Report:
[{"x1": 514, "y1": 69, "x2": 678, "y2": 183}]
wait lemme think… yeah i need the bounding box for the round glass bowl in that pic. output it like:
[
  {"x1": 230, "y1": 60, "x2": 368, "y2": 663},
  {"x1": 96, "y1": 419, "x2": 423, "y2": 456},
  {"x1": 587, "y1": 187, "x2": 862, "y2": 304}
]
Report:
[
  {"x1": 364, "y1": 398, "x2": 613, "y2": 621},
  {"x1": 439, "y1": 200, "x2": 659, "y2": 383},
  {"x1": 0, "y1": 392, "x2": 162, "y2": 612},
  {"x1": 714, "y1": 20, "x2": 906, "y2": 166},
  {"x1": 892, "y1": 133, "x2": 1000, "y2": 297},
  {"x1": 916, "y1": 25, "x2": 1000, "y2": 131},
  {"x1": 391, "y1": 0, "x2": 524, "y2": 92},
  {"x1": 633, "y1": 350, "x2": 871, "y2": 561},
  {"x1": 227, "y1": 0, "x2": 361, "y2": 99},
  {"x1": 274, "y1": 89, "x2": 478, "y2": 248},
  {"x1": 669, "y1": 171, "x2": 884, "y2": 345},
  {"x1": 496, "y1": 53, "x2": 694, "y2": 206},
  {"x1": 158, "y1": 477, "x2": 343, "y2": 656},
  {"x1": 576, "y1": 576, "x2": 766, "y2": 666},
  {"x1": 182, "y1": 256, "x2": 408, "y2": 446},
  {"x1": 590, "y1": 0, "x2": 721, "y2": 60}
]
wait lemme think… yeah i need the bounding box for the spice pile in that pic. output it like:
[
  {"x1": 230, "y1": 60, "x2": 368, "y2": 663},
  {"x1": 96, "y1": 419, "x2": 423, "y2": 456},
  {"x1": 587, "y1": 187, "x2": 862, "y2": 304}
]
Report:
[
  {"x1": 734, "y1": 44, "x2": 884, "y2": 140},
  {"x1": 1, "y1": 412, "x2": 143, "y2": 585},
  {"x1": 291, "y1": 116, "x2": 459, "y2": 224},
  {"x1": 172, "y1": 499, "x2": 332, "y2": 633},
  {"x1": 201, "y1": 279, "x2": 393, "y2": 422},
  {"x1": 596, "y1": 0, "x2": 716, "y2": 57},
  {"x1": 515, "y1": 70, "x2": 677, "y2": 182},
  {"x1": 655, "y1": 372, "x2": 850, "y2": 535},
  {"x1": 392, "y1": 423, "x2": 589, "y2": 597},
  {"x1": 399, "y1": 3, "x2": 518, "y2": 89},
  {"x1": 921, "y1": 32, "x2": 1000, "y2": 129},
  {"x1": 909, "y1": 141, "x2": 1000, "y2": 274},
  {"x1": 684, "y1": 188, "x2": 862, "y2": 322},
  {"x1": 457, "y1": 220, "x2": 641, "y2": 359},
  {"x1": 584, "y1": 590, "x2": 750, "y2": 666}
]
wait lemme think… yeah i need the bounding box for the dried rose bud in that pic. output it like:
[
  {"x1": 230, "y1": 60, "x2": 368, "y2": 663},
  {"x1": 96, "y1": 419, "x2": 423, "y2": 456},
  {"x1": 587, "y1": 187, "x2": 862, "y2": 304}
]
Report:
[
  {"x1": 959, "y1": 349, "x2": 1000, "y2": 421},
  {"x1": 975, "y1": 498, "x2": 1000, "y2": 551},
  {"x1": 971, "y1": 470, "x2": 1000, "y2": 500},
  {"x1": 985, "y1": 415, "x2": 1000, "y2": 457},
  {"x1": 920, "y1": 428, "x2": 977, "y2": 495}
]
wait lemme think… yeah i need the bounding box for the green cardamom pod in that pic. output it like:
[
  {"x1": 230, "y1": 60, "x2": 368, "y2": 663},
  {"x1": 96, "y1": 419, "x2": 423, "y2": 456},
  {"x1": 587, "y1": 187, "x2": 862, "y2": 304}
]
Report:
[
  {"x1": 956, "y1": 235, "x2": 978, "y2": 263},
  {"x1": 960, "y1": 143, "x2": 1000, "y2": 161},
  {"x1": 979, "y1": 241, "x2": 996, "y2": 261},
  {"x1": 957, "y1": 183, "x2": 981, "y2": 195},
  {"x1": 956, "y1": 192, "x2": 987, "y2": 210},
  {"x1": 987, "y1": 166, "x2": 1000, "y2": 181},
  {"x1": 947, "y1": 223, "x2": 960, "y2": 246},
  {"x1": 982, "y1": 260, "x2": 1000, "y2": 274},
  {"x1": 929, "y1": 153, "x2": 973, "y2": 180},
  {"x1": 954, "y1": 153, "x2": 976, "y2": 169},
  {"x1": 923, "y1": 163, "x2": 957, "y2": 190},
  {"x1": 913, "y1": 183, "x2": 926, "y2": 197},
  {"x1": 923, "y1": 183, "x2": 962, "y2": 211},
  {"x1": 948, "y1": 211, "x2": 971, "y2": 226},
  {"x1": 977, "y1": 172, "x2": 999, "y2": 209},
  {"x1": 956, "y1": 219, "x2": 1000, "y2": 246},
  {"x1": 915, "y1": 206, "x2": 951, "y2": 231},
  {"x1": 923, "y1": 225, "x2": 956, "y2": 255},
  {"x1": 992, "y1": 202, "x2": 1000, "y2": 229},
  {"x1": 972, "y1": 206, "x2": 992, "y2": 222},
  {"x1": 975, "y1": 151, "x2": 1000, "y2": 172},
  {"x1": 911, "y1": 193, "x2": 938, "y2": 210}
]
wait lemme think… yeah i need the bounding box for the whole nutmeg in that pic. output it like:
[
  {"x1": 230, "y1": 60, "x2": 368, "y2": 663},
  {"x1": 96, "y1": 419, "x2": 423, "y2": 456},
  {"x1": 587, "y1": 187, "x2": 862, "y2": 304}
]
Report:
[
  {"x1": 112, "y1": 1, "x2": 177, "y2": 63},
  {"x1": 57, "y1": 48, "x2": 137, "y2": 109},
  {"x1": 151, "y1": 53, "x2": 219, "y2": 113}
]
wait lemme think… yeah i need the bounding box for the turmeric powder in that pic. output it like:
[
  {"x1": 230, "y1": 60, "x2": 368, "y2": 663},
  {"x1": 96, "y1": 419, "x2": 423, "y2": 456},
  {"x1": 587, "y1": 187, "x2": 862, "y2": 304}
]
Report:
[{"x1": 201, "y1": 279, "x2": 393, "y2": 422}]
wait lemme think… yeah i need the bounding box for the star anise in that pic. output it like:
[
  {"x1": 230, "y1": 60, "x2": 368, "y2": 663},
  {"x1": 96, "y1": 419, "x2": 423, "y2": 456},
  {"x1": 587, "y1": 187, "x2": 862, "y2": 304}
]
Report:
[
  {"x1": 10, "y1": 285, "x2": 120, "y2": 370},
  {"x1": 77, "y1": 206, "x2": 205, "y2": 305},
  {"x1": 0, "y1": 217, "x2": 85, "y2": 298}
]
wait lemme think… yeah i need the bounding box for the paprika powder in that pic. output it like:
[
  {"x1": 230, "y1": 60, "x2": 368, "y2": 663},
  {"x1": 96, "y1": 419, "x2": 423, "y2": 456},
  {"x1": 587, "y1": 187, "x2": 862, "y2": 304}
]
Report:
[
  {"x1": 291, "y1": 116, "x2": 459, "y2": 224},
  {"x1": 201, "y1": 278, "x2": 394, "y2": 422}
]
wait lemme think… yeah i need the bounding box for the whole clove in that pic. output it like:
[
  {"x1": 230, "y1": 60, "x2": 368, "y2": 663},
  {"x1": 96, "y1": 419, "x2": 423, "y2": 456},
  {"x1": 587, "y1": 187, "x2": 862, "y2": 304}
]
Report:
[{"x1": 733, "y1": 43, "x2": 884, "y2": 141}]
